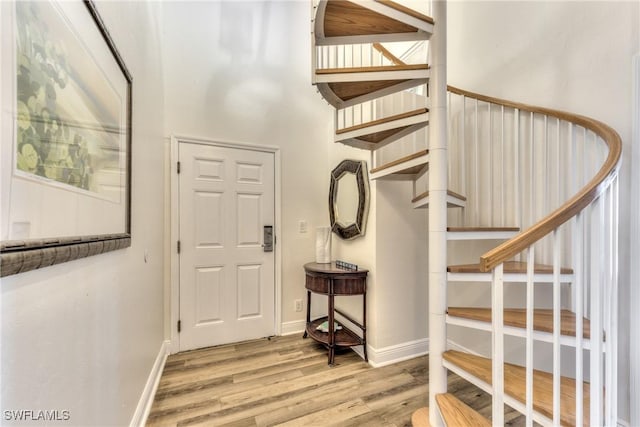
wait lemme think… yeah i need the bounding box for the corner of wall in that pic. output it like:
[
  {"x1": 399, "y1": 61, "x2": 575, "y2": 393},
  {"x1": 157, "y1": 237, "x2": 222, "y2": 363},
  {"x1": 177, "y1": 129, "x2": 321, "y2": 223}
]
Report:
[{"x1": 130, "y1": 340, "x2": 170, "y2": 427}]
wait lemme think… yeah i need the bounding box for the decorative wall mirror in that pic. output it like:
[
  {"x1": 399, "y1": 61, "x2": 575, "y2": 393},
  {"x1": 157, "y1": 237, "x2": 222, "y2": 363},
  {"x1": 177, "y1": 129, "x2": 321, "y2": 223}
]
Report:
[{"x1": 329, "y1": 159, "x2": 370, "y2": 240}]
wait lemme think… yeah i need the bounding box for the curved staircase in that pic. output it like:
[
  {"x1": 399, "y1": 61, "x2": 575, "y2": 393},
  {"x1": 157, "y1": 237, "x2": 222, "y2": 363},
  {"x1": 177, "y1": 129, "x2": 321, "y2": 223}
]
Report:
[{"x1": 311, "y1": 1, "x2": 622, "y2": 426}]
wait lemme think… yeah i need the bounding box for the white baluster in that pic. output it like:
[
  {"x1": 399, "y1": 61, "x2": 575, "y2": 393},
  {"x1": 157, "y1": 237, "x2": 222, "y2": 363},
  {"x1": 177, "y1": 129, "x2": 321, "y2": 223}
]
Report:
[
  {"x1": 488, "y1": 103, "x2": 493, "y2": 226},
  {"x1": 574, "y1": 210, "x2": 584, "y2": 427},
  {"x1": 590, "y1": 197, "x2": 604, "y2": 426},
  {"x1": 492, "y1": 263, "x2": 505, "y2": 427},
  {"x1": 552, "y1": 228, "x2": 561, "y2": 426},
  {"x1": 515, "y1": 109, "x2": 522, "y2": 249},
  {"x1": 525, "y1": 247, "x2": 535, "y2": 427},
  {"x1": 500, "y1": 106, "x2": 505, "y2": 227}
]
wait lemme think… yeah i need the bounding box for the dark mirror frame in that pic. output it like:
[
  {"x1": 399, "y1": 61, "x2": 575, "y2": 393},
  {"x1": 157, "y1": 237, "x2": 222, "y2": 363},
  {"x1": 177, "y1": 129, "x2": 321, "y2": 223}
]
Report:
[
  {"x1": 329, "y1": 159, "x2": 370, "y2": 240},
  {"x1": 0, "y1": 1, "x2": 132, "y2": 278}
]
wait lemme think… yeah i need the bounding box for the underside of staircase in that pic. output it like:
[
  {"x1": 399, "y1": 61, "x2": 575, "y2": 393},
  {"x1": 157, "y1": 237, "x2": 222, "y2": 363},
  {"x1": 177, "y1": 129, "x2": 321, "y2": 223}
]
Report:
[{"x1": 311, "y1": 1, "x2": 620, "y2": 426}]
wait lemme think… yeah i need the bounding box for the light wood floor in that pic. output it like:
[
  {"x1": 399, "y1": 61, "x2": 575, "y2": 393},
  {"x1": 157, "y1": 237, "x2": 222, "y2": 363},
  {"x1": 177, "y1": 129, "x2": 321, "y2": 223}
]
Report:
[{"x1": 147, "y1": 335, "x2": 526, "y2": 426}]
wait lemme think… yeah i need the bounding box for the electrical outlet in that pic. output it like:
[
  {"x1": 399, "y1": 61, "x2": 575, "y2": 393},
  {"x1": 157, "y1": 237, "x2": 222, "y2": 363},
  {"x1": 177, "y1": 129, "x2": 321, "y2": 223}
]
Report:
[{"x1": 294, "y1": 299, "x2": 303, "y2": 312}]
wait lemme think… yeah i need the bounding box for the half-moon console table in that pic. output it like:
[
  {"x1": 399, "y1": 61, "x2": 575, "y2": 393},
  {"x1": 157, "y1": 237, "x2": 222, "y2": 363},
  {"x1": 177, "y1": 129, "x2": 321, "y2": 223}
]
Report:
[{"x1": 302, "y1": 262, "x2": 368, "y2": 365}]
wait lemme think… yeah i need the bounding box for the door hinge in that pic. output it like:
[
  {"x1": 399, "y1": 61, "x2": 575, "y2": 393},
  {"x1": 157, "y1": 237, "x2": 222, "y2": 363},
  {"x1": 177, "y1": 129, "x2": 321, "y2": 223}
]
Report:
[
  {"x1": 177, "y1": 161, "x2": 181, "y2": 174},
  {"x1": 177, "y1": 320, "x2": 181, "y2": 333},
  {"x1": 177, "y1": 240, "x2": 181, "y2": 254}
]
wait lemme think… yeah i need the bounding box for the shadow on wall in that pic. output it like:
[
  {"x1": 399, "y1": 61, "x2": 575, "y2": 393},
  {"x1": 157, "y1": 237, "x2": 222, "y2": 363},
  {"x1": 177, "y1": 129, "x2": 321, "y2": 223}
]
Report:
[{"x1": 206, "y1": 1, "x2": 286, "y2": 129}]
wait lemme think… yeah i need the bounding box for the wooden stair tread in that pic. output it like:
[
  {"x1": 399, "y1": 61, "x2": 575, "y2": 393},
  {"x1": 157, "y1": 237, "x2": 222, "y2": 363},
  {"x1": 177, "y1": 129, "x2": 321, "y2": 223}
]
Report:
[
  {"x1": 447, "y1": 260, "x2": 573, "y2": 275},
  {"x1": 448, "y1": 307, "x2": 591, "y2": 339},
  {"x1": 316, "y1": 64, "x2": 429, "y2": 75},
  {"x1": 412, "y1": 190, "x2": 467, "y2": 203},
  {"x1": 436, "y1": 393, "x2": 491, "y2": 427},
  {"x1": 374, "y1": 0, "x2": 435, "y2": 24},
  {"x1": 357, "y1": 126, "x2": 410, "y2": 144},
  {"x1": 447, "y1": 226, "x2": 519, "y2": 232},
  {"x1": 443, "y1": 350, "x2": 589, "y2": 426},
  {"x1": 411, "y1": 406, "x2": 430, "y2": 427},
  {"x1": 337, "y1": 108, "x2": 428, "y2": 135},
  {"x1": 328, "y1": 80, "x2": 412, "y2": 102},
  {"x1": 324, "y1": 0, "x2": 420, "y2": 38},
  {"x1": 370, "y1": 150, "x2": 428, "y2": 174}
]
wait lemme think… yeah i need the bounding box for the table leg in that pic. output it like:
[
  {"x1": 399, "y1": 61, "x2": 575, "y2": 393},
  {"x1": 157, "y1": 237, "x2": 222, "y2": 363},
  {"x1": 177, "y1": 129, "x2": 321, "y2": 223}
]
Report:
[
  {"x1": 303, "y1": 290, "x2": 311, "y2": 339},
  {"x1": 363, "y1": 289, "x2": 368, "y2": 362},
  {"x1": 328, "y1": 293, "x2": 335, "y2": 366}
]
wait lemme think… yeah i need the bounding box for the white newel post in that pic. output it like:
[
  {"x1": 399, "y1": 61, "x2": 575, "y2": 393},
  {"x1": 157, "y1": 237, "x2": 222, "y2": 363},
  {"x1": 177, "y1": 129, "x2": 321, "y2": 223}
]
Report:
[{"x1": 428, "y1": 1, "x2": 447, "y2": 425}]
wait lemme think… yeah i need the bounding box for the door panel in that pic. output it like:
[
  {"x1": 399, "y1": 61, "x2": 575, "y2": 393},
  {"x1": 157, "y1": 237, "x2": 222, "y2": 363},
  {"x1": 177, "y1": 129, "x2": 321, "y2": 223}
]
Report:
[
  {"x1": 194, "y1": 191, "x2": 224, "y2": 247},
  {"x1": 237, "y1": 264, "x2": 261, "y2": 318},
  {"x1": 195, "y1": 266, "x2": 223, "y2": 324},
  {"x1": 179, "y1": 143, "x2": 275, "y2": 351}
]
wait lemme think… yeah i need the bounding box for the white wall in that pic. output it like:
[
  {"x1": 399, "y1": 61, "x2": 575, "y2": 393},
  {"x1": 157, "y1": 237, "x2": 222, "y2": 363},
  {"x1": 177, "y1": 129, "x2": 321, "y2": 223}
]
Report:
[
  {"x1": 375, "y1": 180, "x2": 428, "y2": 349},
  {"x1": 1, "y1": 1, "x2": 166, "y2": 426},
  {"x1": 327, "y1": 127, "x2": 429, "y2": 359},
  {"x1": 448, "y1": 2, "x2": 639, "y2": 422},
  {"x1": 160, "y1": 1, "x2": 334, "y2": 333}
]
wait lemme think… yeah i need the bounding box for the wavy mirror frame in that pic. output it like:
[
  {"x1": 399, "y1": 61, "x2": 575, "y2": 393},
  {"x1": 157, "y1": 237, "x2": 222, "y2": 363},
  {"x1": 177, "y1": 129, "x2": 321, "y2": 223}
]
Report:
[{"x1": 329, "y1": 159, "x2": 370, "y2": 240}]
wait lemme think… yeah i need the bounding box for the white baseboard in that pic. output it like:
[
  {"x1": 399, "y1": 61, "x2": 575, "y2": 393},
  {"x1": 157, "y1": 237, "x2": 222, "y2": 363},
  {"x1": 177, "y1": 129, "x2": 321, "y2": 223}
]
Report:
[
  {"x1": 280, "y1": 319, "x2": 306, "y2": 336},
  {"x1": 364, "y1": 338, "x2": 429, "y2": 367},
  {"x1": 446, "y1": 338, "x2": 482, "y2": 356},
  {"x1": 130, "y1": 340, "x2": 170, "y2": 427}
]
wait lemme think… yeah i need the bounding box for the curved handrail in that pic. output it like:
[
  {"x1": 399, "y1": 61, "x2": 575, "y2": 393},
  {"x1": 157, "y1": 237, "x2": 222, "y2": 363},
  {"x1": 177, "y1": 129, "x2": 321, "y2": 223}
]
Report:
[{"x1": 447, "y1": 85, "x2": 623, "y2": 272}]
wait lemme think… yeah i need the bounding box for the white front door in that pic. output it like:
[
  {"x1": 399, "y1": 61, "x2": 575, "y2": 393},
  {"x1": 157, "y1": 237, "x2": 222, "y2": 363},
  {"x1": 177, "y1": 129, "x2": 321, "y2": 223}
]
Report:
[{"x1": 178, "y1": 142, "x2": 275, "y2": 352}]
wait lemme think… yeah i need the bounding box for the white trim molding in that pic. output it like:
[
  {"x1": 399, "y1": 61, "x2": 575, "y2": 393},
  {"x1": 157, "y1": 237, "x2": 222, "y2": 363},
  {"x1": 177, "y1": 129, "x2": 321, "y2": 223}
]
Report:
[
  {"x1": 446, "y1": 338, "x2": 482, "y2": 357},
  {"x1": 362, "y1": 338, "x2": 429, "y2": 368},
  {"x1": 280, "y1": 320, "x2": 306, "y2": 336},
  {"x1": 130, "y1": 340, "x2": 170, "y2": 427},
  {"x1": 630, "y1": 53, "x2": 640, "y2": 427}
]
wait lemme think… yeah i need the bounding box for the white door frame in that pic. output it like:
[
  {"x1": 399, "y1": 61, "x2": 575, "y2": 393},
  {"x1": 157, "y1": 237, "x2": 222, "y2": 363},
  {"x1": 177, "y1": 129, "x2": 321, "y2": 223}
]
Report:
[{"x1": 169, "y1": 135, "x2": 282, "y2": 355}]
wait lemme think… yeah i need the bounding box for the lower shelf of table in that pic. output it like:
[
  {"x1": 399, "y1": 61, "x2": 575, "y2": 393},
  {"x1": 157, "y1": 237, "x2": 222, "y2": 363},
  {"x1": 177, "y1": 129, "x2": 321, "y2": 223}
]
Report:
[{"x1": 305, "y1": 317, "x2": 363, "y2": 347}]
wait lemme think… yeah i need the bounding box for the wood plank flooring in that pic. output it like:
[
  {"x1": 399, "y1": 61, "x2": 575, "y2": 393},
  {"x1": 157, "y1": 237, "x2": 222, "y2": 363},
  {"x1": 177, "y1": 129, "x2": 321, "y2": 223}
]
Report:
[{"x1": 147, "y1": 335, "x2": 527, "y2": 426}]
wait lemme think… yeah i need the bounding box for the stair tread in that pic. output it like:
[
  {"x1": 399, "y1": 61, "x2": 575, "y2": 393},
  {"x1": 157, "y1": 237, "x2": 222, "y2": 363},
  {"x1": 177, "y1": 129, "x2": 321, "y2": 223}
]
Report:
[
  {"x1": 356, "y1": 126, "x2": 412, "y2": 144},
  {"x1": 411, "y1": 407, "x2": 430, "y2": 427},
  {"x1": 443, "y1": 350, "x2": 589, "y2": 426},
  {"x1": 316, "y1": 63, "x2": 429, "y2": 75},
  {"x1": 374, "y1": 0, "x2": 435, "y2": 24},
  {"x1": 412, "y1": 190, "x2": 467, "y2": 203},
  {"x1": 436, "y1": 393, "x2": 491, "y2": 427},
  {"x1": 447, "y1": 260, "x2": 573, "y2": 275},
  {"x1": 337, "y1": 108, "x2": 428, "y2": 135},
  {"x1": 324, "y1": 0, "x2": 422, "y2": 38},
  {"x1": 370, "y1": 149, "x2": 428, "y2": 175},
  {"x1": 327, "y1": 80, "x2": 416, "y2": 102},
  {"x1": 448, "y1": 307, "x2": 591, "y2": 339}
]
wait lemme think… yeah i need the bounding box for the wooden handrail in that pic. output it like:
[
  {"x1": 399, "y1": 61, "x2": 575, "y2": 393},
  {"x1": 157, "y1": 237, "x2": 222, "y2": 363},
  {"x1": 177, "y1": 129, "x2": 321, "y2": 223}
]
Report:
[
  {"x1": 372, "y1": 42, "x2": 406, "y2": 66},
  {"x1": 447, "y1": 86, "x2": 622, "y2": 272}
]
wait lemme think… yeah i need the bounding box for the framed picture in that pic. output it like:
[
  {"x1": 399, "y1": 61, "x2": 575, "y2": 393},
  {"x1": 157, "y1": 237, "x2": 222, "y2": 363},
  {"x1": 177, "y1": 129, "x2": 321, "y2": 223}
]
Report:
[{"x1": 0, "y1": 0, "x2": 132, "y2": 277}]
